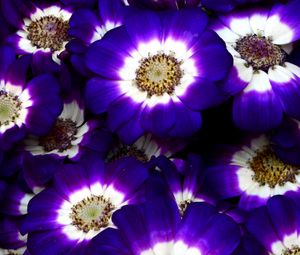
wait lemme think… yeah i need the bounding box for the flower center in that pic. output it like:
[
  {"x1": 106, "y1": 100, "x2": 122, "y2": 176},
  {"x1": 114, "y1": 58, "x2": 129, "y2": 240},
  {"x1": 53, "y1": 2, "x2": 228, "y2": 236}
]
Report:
[
  {"x1": 70, "y1": 195, "x2": 115, "y2": 233},
  {"x1": 179, "y1": 199, "x2": 192, "y2": 217},
  {"x1": 27, "y1": 15, "x2": 69, "y2": 51},
  {"x1": 249, "y1": 148, "x2": 299, "y2": 188},
  {"x1": 107, "y1": 144, "x2": 149, "y2": 163},
  {"x1": 283, "y1": 247, "x2": 300, "y2": 255},
  {"x1": 135, "y1": 53, "x2": 183, "y2": 96},
  {"x1": 235, "y1": 35, "x2": 286, "y2": 72},
  {"x1": 39, "y1": 118, "x2": 77, "y2": 152},
  {"x1": 7, "y1": 251, "x2": 20, "y2": 255},
  {"x1": 0, "y1": 90, "x2": 22, "y2": 127}
]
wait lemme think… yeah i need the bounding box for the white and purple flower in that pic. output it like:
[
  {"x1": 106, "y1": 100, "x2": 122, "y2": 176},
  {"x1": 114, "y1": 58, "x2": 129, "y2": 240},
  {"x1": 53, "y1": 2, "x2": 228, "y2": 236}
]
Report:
[
  {"x1": 0, "y1": 45, "x2": 62, "y2": 150},
  {"x1": 21, "y1": 156, "x2": 148, "y2": 254},
  {"x1": 246, "y1": 195, "x2": 300, "y2": 255},
  {"x1": 85, "y1": 9, "x2": 232, "y2": 141},
  {"x1": 90, "y1": 197, "x2": 240, "y2": 255},
  {"x1": 205, "y1": 135, "x2": 300, "y2": 210},
  {"x1": 7, "y1": 4, "x2": 72, "y2": 64},
  {"x1": 212, "y1": 1, "x2": 300, "y2": 131}
]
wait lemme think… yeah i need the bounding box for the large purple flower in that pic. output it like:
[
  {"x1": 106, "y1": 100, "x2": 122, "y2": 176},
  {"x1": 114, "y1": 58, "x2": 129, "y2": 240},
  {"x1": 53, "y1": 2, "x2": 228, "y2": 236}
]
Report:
[
  {"x1": 212, "y1": 1, "x2": 300, "y2": 131},
  {"x1": 89, "y1": 197, "x2": 240, "y2": 255},
  {"x1": 246, "y1": 195, "x2": 300, "y2": 254},
  {"x1": 85, "y1": 10, "x2": 232, "y2": 142},
  {"x1": 0, "y1": 46, "x2": 62, "y2": 149},
  {"x1": 21, "y1": 156, "x2": 148, "y2": 255},
  {"x1": 204, "y1": 135, "x2": 300, "y2": 210}
]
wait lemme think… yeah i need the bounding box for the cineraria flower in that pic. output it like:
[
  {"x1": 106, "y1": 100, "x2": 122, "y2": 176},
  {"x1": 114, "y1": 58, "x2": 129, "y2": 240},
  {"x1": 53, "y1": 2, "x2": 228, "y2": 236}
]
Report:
[
  {"x1": 90, "y1": 197, "x2": 240, "y2": 255},
  {"x1": 122, "y1": 0, "x2": 201, "y2": 10},
  {"x1": 149, "y1": 155, "x2": 209, "y2": 216},
  {"x1": 0, "y1": 46, "x2": 62, "y2": 150},
  {"x1": 68, "y1": 0, "x2": 131, "y2": 74},
  {"x1": 0, "y1": 216, "x2": 28, "y2": 255},
  {"x1": 21, "y1": 157, "x2": 148, "y2": 255},
  {"x1": 7, "y1": 4, "x2": 72, "y2": 64},
  {"x1": 106, "y1": 134, "x2": 185, "y2": 163},
  {"x1": 85, "y1": 10, "x2": 232, "y2": 141},
  {"x1": 204, "y1": 135, "x2": 300, "y2": 210},
  {"x1": 246, "y1": 195, "x2": 300, "y2": 255},
  {"x1": 24, "y1": 99, "x2": 111, "y2": 160},
  {"x1": 212, "y1": 1, "x2": 300, "y2": 131},
  {"x1": 271, "y1": 118, "x2": 300, "y2": 165}
]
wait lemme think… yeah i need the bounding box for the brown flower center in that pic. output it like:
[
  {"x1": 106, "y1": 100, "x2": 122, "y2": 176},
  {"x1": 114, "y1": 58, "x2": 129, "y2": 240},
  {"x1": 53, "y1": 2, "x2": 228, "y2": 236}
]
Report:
[
  {"x1": 235, "y1": 35, "x2": 286, "y2": 72},
  {"x1": 27, "y1": 15, "x2": 69, "y2": 51},
  {"x1": 283, "y1": 247, "x2": 300, "y2": 255},
  {"x1": 70, "y1": 195, "x2": 115, "y2": 233},
  {"x1": 39, "y1": 118, "x2": 77, "y2": 152},
  {"x1": 249, "y1": 148, "x2": 299, "y2": 188},
  {"x1": 179, "y1": 199, "x2": 192, "y2": 217},
  {"x1": 107, "y1": 144, "x2": 149, "y2": 163},
  {"x1": 135, "y1": 53, "x2": 183, "y2": 96}
]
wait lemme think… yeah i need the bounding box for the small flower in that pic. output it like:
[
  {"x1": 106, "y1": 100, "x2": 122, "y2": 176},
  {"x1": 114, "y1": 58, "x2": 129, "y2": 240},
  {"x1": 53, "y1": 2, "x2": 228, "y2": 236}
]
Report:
[
  {"x1": 85, "y1": 10, "x2": 232, "y2": 140},
  {"x1": 246, "y1": 195, "x2": 300, "y2": 255},
  {"x1": 150, "y1": 155, "x2": 208, "y2": 216},
  {"x1": 8, "y1": 5, "x2": 72, "y2": 64},
  {"x1": 90, "y1": 197, "x2": 240, "y2": 255},
  {"x1": 21, "y1": 157, "x2": 148, "y2": 254},
  {"x1": 212, "y1": 1, "x2": 300, "y2": 131},
  {"x1": 24, "y1": 99, "x2": 111, "y2": 160},
  {"x1": 0, "y1": 216, "x2": 28, "y2": 255},
  {"x1": 205, "y1": 135, "x2": 300, "y2": 210},
  {"x1": 0, "y1": 46, "x2": 62, "y2": 149},
  {"x1": 68, "y1": 0, "x2": 132, "y2": 74},
  {"x1": 106, "y1": 133, "x2": 185, "y2": 163}
]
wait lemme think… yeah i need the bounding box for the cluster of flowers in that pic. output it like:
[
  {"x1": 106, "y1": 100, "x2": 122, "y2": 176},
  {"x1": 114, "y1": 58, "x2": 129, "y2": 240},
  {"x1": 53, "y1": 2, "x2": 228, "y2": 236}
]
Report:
[{"x1": 1, "y1": 0, "x2": 300, "y2": 254}]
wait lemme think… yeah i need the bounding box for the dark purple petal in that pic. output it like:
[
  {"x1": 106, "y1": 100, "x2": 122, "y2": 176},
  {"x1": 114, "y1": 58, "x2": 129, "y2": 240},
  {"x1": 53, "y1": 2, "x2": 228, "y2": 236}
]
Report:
[
  {"x1": 85, "y1": 78, "x2": 125, "y2": 114},
  {"x1": 232, "y1": 90, "x2": 283, "y2": 132},
  {"x1": 141, "y1": 99, "x2": 176, "y2": 136}
]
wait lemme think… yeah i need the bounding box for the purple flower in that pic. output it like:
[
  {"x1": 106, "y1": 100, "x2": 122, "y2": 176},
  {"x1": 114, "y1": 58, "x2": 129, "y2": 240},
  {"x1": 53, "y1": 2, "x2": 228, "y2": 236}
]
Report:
[
  {"x1": 85, "y1": 10, "x2": 232, "y2": 141},
  {"x1": 21, "y1": 156, "x2": 148, "y2": 254},
  {"x1": 0, "y1": 216, "x2": 28, "y2": 255},
  {"x1": 0, "y1": 46, "x2": 62, "y2": 150},
  {"x1": 106, "y1": 134, "x2": 186, "y2": 164},
  {"x1": 6, "y1": 3, "x2": 72, "y2": 64},
  {"x1": 90, "y1": 197, "x2": 240, "y2": 255},
  {"x1": 24, "y1": 98, "x2": 112, "y2": 160},
  {"x1": 246, "y1": 195, "x2": 300, "y2": 254},
  {"x1": 148, "y1": 155, "x2": 211, "y2": 216},
  {"x1": 204, "y1": 135, "x2": 300, "y2": 210},
  {"x1": 68, "y1": 0, "x2": 132, "y2": 74},
  {"x1": 212, "y1": 1, "x2": 300, "y2": 131}
]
